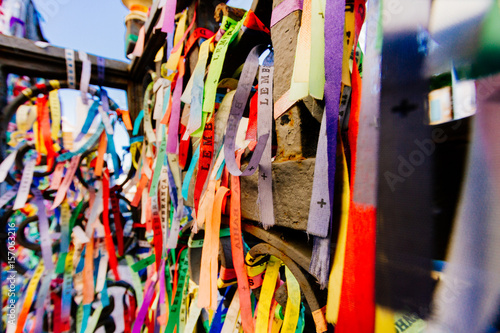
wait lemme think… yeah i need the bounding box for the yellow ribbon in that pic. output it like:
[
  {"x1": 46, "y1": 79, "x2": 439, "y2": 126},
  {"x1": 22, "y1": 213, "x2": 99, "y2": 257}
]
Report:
[
  {"x1": 255, "y1": 256, "x2": 282, "y2": 333},
  {"x1": 375, "y1": 306, "x2": 395, "y2": 333},
  {"x1": 342, "y1": 2, "x2": 355, "y2": 86},
  {"x1": 16, "y1": 261, "x2": 45, "y2": 333},
  {"x1": 309, "y1": 0, "x2": 326, "y2": 99},
  {"x1": 49, "y1": 89, "x2": 62, "y2": 152},
  {"x1": 165, "y1": 10, "x2": 188, "y2": 72},
  {"x1": 281, "y1": 267, "x2": 301, "y2": 333},
  {"x1": 326, "y1": 140, "x2": 350, "y2": 324},
  {"x1": 289, "y1": 0, "x2": 312, "y2": 101}
]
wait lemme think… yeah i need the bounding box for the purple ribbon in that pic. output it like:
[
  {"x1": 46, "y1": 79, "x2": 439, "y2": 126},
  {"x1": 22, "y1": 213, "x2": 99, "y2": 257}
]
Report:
[
  {"x1": 97, "y1": 57, "x2": 105, "y2": 86},
  {"x1": 0, "y1": 185, "x2": 18, "y2": 209},
  {"x1": 132, "y1": 279, "x2": 156, "y2": 333},
  {"x1": 33, "y1": 188, "x2": 55, "y2": 271},
  {"x1": 224, "y1": 45, "x2": 270, "y2": 177},
  {"x1": 10, "y1": 17, "x2": 25, "y2": 28},
  {"x1": 307, "y1": 111, "x2": 330, "y2": 237},
  {"x1": 308, "y1": 112, "x2": 332, "y2": 287},
  {"x1": 10, "y1": 17, "x2": 25, "y2": 36},
  {"x1": 166, "y1": 78, "x2": 184, "y2": 153},
  {"x1": 34, "y1": 271, "x2": 52, "y2": 333},
  {"x1": 158, "y1": 259, "x2": 166, "y2": 305},
  {"x1": 161, "y1": 0, "x2": 178, "y2": 34},
  {"x1": 257, "y1": 51, "x2": 275, "y2": 229},
  {"x1": 324, "y1": 0, "x2": 344, "y2": 230},
  {"x1": 310, "y1": 235, "x2": 331, "y2": 289},
  {"x1": 309, "y1": 0, "x2": 344, "y2": 279}
]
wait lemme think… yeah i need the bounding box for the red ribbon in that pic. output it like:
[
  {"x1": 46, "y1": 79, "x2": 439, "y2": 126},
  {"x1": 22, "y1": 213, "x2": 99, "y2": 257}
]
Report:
[
  {"x1": 110, "y1": 188, "x2": 125, "y2": 256},
  {"x1": 184, "y1": 28, "x2": 215, "y2": 55},
  {"x1": 178, "y1": 124, "x2": 190, "y2": 169},
  {"x1": 102, "y1": 170, "x2": 121, "y2": 280},
  {"x1": 336, "y1": 1, "x2": 375, "y2": 332},
  {"x1": 193, "y1": 117, "x2": 215, "y2": 213},
  {"x1": 37, "y1": 96, "x2": 57, "y2": 170},
  {"x1": 51, "y1": 287, "x2": 62, "y2": 333}
]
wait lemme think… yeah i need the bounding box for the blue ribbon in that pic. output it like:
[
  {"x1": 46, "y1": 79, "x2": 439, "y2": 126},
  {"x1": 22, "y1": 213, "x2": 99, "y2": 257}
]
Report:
[{"x1": 75, "y1": 100, "x2": 99, "y2": 142}]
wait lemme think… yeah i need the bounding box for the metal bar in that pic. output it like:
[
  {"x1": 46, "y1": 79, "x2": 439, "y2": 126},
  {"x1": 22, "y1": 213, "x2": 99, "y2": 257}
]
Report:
[
  {"x1": 242, "y1": 222, "x2": 312, "y2": 272},
  {"x1": 127, "y1": 80, "x2": 144, "y2": 127},
  {"x1": 0, "y1": 35, "x2": 129, "y2": 90},
  {"x1": 248, "y1": 242, "x2": 327, "y2": 328}
]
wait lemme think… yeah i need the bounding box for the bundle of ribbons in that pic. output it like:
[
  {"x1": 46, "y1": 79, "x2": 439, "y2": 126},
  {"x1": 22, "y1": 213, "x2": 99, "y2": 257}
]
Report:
[
  {"x1": 4, "y1": 0, "x2": 500, "y2": 332},
  {"x1": 0, "y1": 2, "x2": 317, "y2": 331},
  {"x1": 0, "y1": 78, "x2": 138, "y2": 332},
  {"x1": 123, "y1": 1, "x2": 318, "y2": 332}
]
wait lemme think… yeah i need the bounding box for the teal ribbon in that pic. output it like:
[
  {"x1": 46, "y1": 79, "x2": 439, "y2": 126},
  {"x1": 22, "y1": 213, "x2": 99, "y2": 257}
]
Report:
[
  {"x1": 106, "y1": 126, "x2": 121, "y2": 179},
  {"x1": 57, "y1": 123, "x2": 105, "y2": 162},
  {"x1": 216, "y1": 159, "x2": 226, "y2": 180},
  {"x1": 80, "y1": 304, "x2": 91, "y2": 333},
  {"x1": 101, "y1": 280, "x2": 110, "y2": 307},
  {"x1": 132, "y1": 110, "x2": 144, "y2": 136},
  {"x1": 181, "y1": 146, "x2": 200, "y2": 200}
]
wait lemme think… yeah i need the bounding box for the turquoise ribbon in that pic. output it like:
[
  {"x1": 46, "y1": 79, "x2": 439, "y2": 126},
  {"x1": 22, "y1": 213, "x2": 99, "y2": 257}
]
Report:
[
  {"x1": 132, "y1": 110, "x2": 144, "y2": 136},
  {"x1": 57, "y1": 123, "x2": 105, "y2": 162},
  {"x1": 75, "y1": 100, "x2": 99, "y2": 142},
  {"x1": 181, "y1": 146, "x2": 200, "y2": 200}
]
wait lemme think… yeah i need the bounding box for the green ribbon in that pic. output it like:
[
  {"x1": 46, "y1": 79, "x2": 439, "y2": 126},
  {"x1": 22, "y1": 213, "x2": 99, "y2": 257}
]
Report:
[
  {"x1": 56, "y1": 201, "x2": 83, "y2": 274},
  {"x1": 126, "y1": 255, "x2": 144, "y2": 307},
  {"x1": 131, "y1": 253, "x2": 156, "y2": 272},
  {"x1": 188, "y1": 228, "x2": 231, "y2": 248},
  {"x1": 192, "y1": 13, "x2": 247, "y2": 137},
  {"x1": 149, "y1": 125, "x2": 167, "y2": 197},
  {"x1": 470, "y1": 3, "x2": 500, "y2": 79},
  {"x1": 165, "y1": 248, "x2": 189, "y2": 333}
]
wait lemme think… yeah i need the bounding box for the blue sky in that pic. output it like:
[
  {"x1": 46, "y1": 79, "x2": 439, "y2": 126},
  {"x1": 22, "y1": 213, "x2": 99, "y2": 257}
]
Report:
[
  {"x1": 33, "y1": 0, "x2": 130, "y2": 62},
  {"x1": 32, "y1": 0, "x2": 130, "y2": 109}
]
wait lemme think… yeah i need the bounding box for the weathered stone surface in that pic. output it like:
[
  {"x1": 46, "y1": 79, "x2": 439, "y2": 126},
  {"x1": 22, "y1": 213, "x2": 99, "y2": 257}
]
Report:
[
  {"x1": 303, "y1": 96, "x2": 324, "y2": 123},
  {"x1": 240, "y1": 158, "x2": 315, "y2": 230},
  {"x1": 183, "y1": 158, "x2": 315, "y2": 231},
  {"x1": 274, "y1": 103, "x2": 320, "y2": 160},
  {"x1": 271, "y1": 8, "x2": 301, "y2": 99},
  {"x1": 271, "y1": 0, "x2": 320, "y2": 161}
]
